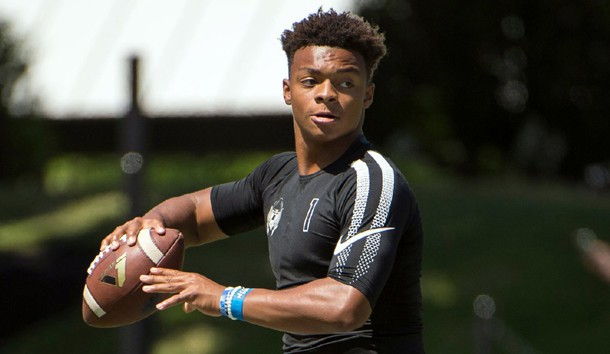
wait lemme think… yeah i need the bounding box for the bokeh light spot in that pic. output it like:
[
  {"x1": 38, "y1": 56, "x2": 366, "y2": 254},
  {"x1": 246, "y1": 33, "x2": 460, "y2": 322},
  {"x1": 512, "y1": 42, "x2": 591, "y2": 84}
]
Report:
[
  {"x1": 584, "y1": 164, "x2": 610, "y2": 189},
  {"x1": 121, "y1": 151, "x2": 144, "y2": 174},
  {"x1": 575, "y1": 228, "x2": 597, "y2": 252},
  {"x1": 473, "y1": 294, "x2": 496, "y2": 319},
  {"x1": 501, "y1": 15, "x2": 525, "y2": 40},
  {"x1": 496, "y1": 80, "x2": 528, "y2": 113}
]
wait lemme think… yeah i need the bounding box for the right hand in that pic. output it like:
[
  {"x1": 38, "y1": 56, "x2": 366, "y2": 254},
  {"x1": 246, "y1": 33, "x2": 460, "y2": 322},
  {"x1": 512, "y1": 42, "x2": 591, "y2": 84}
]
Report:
[{"x1": 101, "y1": 217, "x2": 166, "y2": 251}]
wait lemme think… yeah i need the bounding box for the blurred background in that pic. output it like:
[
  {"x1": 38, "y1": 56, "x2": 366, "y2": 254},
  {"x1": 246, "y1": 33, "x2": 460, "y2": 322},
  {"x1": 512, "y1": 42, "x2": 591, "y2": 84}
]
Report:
[{"x1": 1, "y1": 0, "x2": 609, "y2": 353}]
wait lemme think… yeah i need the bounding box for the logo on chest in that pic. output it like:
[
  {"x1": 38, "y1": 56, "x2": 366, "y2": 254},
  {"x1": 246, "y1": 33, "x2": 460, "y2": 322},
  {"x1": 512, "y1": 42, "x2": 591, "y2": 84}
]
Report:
[
  {"x1": 303, "y1": 198, "x2": 320, "y2": 232},
  {"x1": 267, "y1": 198, "x2": 284, "y2": 237}
]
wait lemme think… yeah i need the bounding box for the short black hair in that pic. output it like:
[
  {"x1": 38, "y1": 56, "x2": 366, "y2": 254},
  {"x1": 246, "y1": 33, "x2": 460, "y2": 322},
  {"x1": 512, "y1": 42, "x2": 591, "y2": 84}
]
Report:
[{"x1": 280, "y1": 8, "x2": 387, "y2": 81}]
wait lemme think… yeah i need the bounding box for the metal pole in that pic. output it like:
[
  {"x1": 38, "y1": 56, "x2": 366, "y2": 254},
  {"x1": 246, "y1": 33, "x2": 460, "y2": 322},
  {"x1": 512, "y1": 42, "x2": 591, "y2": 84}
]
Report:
[
  {"x1": 122, "y1": 55, "x2": 146, "y2": 217},
  {"x1": 119, "y1": 55, "x2": 152, "y2": 354},
  {"x1": 474, "y1": 317, "x2": 494, "y2": 354}
]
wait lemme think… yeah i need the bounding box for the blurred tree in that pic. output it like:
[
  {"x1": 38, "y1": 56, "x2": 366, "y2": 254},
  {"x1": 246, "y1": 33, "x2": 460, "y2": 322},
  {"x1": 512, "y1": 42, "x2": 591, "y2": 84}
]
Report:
[
  {"x1": 358, "y1": 0, "x2": 610, "y2": 179},
  {"x1": 0, "y1": 20, "x2": 53, "y2": 182}
]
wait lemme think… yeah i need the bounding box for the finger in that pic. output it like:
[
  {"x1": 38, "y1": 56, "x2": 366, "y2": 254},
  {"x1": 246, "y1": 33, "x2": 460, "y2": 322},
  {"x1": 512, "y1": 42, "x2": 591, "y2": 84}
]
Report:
[
  {"x1": 125, "y1": 219, "x2": 143, "y2": 246},
  {"x1": 100, "y1": 237, "x2": 111, "y2": 251},
  {"x1": 140, "y1": 274, "x2": 155, "y2": 285},
  {"x1": 144, "y1": 220, "x2": 166, "y2": 236},
  {"x1": 142, "y1": 282, "x2": 180, "y2": 294},
  {"x1": 156, "y1": 225, "x2": 166, "y2": 235},
  {"x1": 113, "y1": 234, "x2": 128, "y2": 250},
  {"x1": 183, "y1": 302, "x2": 196, "y2": 313},
  {"x1": 104, "y1": 222, "x2": 133, "y2": 250},
  {"x1": 140, "y1": 274, "x2": 174, "y2": 285},
  {"x1": 101, "y1": 227, "x2": 125, "y2": 251},
  {"x1": 127, "y1": 218, "x2": 167, "y2": 246},
  {"x1": 141, "y1": 274, "x2": 184, "y2": 295},
  {"x1": 149, "y1": 267, "x2": 180, "y2": 276},
  {"x1": 155, "y1": 292, "x2": 191, "y2": 311},
  {"x1": 140, "y1": 268, "x2": 182, "y2": 285},
  {"x1": 106, "y1": 233, "x2": 125, "y2": 251}
]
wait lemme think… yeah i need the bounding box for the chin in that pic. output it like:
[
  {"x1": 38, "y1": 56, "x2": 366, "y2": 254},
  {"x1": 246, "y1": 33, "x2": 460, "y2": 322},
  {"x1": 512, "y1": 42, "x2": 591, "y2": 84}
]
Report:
[{"x1": 310, "y1": 130, "x2": 360, "y2": 145}]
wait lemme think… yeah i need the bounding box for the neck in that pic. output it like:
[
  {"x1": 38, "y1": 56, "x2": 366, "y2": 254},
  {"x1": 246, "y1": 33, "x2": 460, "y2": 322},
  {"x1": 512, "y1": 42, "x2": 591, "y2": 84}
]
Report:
[{"x1": 294, "y1": 130, "x2": 361, "y2": 176}]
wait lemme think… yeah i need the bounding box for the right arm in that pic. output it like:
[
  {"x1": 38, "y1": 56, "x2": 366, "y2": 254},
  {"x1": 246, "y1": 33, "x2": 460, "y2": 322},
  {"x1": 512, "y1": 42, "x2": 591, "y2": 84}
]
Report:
[{"x1": 100, "y1": 187, "x2": 227, "y2": 250}]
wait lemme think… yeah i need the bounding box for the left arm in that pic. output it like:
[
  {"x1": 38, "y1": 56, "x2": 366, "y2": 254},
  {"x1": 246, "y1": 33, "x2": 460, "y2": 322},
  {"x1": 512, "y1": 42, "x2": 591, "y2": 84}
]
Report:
[
  {"x1": 141, "y1": 270, "x2": 371, "y2": 334},
  {"x1": 243, "y1": 277, "x2": 371, "y2": 333}
]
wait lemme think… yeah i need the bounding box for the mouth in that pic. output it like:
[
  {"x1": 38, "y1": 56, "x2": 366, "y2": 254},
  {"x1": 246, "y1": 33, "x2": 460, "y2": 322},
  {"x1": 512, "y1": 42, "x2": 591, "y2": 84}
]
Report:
[{"x1": 310, "y1": 111, "x2": 339, "y2": 124}]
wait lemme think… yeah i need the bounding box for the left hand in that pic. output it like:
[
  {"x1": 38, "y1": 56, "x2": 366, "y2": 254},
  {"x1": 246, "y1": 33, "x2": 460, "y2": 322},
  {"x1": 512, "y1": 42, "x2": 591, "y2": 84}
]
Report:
[{"x1": 140, "y1": 267, "x2": 225, "y2": 316}]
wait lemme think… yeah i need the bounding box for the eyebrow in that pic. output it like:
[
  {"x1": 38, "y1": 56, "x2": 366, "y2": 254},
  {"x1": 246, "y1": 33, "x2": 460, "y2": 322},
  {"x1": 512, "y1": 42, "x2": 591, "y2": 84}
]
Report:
[{"x1": 298, "y1": 66, "x2": 362, "y2": 75}]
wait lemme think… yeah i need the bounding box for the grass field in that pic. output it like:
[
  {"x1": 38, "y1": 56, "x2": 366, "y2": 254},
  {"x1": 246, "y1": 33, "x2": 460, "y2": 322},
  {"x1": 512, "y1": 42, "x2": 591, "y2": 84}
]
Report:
[{"x1": 1, "y1": 152, "x2": 609, "y2": 353}]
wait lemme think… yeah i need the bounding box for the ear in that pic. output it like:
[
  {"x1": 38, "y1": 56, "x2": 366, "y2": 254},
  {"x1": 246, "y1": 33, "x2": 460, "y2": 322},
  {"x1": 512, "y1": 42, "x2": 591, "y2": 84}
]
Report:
[
  {"x1": 363, "y1": 82, "x2": 375, "y2": 109},
  {"x1": 283, "y1": 79, "x2": 292, "y2": 105}
]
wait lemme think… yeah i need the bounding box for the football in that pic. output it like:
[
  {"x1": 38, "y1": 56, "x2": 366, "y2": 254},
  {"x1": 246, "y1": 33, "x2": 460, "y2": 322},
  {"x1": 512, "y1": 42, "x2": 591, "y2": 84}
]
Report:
[{"x1": 82, "y1": 228, "x2": 185, "y2": 328}]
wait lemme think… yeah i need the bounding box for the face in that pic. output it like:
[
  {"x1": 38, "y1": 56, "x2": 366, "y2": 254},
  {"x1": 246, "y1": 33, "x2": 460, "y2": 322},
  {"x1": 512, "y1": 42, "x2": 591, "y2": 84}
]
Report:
[{"x1": 283, "y1": 46, "x2": 375, "y2": 146}]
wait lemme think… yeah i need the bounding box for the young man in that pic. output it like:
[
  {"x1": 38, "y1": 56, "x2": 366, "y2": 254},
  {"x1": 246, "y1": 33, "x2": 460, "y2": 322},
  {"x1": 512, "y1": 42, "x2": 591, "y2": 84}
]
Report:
[{"x1": 101, "y1": 9, "x2": 424, "y2": 353}]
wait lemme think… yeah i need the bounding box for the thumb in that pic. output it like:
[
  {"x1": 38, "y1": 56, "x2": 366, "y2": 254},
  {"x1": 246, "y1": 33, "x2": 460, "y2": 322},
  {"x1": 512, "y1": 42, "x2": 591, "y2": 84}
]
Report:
[{"x1": 183, "y1": 302, "x2": 196, "y2": 313}]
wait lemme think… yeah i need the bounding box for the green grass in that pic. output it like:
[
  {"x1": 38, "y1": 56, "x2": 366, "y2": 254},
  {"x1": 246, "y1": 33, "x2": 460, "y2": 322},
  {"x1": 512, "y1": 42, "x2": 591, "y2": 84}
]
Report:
[
  {"x1": 2, "y1": 153, "x2": 610, "y2": 353},
  {"x1": 417, "y1": 179, "x2": 610, "y2": 354},
  {"x1": 0, "y1": 192, "x2": 127, "y2": 252}
]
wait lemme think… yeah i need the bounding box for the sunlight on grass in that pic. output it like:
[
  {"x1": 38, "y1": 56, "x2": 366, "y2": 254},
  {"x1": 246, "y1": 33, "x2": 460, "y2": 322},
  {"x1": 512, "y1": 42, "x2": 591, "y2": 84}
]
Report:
[
  {"x1": 153, "y1": 324, "x2": 226, "y2": 354},
  {"x1": 421, "y1": 271, "x2": 458, "y2": 308},
  {"x1": 44, "y1": 154, "x2": 122, "y2": 195},
  {"x1": 0, "y1": 192, "x2": 127, "y2": 252},
  {"x1": 148, "y1": 152, "x2": 272, "y2": 189}
]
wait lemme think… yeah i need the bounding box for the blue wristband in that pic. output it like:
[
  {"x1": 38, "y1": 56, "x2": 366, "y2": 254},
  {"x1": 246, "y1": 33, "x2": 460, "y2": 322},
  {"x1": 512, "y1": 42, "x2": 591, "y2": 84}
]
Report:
[
  {"x1": 230, "y1": 287, "x2": 252, "y2": 321},
  {"x1": 226, "y1": 287, "x2": 240, "y2": 320},
  {"x1": 219, "y1": 287, "x2": 233, "y2": 318}
]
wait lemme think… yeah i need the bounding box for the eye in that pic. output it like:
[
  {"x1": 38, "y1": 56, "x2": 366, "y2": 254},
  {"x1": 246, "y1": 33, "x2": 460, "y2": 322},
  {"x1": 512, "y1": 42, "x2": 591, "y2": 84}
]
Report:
[
  {"x1": 338, "y1": 80, "x2": 354, "y2": 89},
  {"x1": 300, "y1": 78, "x2": 317, "y2": 87}
]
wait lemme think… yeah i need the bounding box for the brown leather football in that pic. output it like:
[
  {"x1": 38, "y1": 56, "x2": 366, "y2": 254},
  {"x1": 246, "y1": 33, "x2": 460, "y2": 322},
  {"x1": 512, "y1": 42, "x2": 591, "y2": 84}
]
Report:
[{"x1": 82, "y1": 228, "x2": 185, "y2": 328}]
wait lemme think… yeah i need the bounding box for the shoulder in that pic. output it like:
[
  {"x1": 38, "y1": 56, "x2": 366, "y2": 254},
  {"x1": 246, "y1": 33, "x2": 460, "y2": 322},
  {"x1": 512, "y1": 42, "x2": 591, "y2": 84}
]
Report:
[
  {"x1": 344, "y1": 149, "x2": 407, "y2": 183},
  {"x1": 366, "y1": 150, "x2": 414, "y2": 199},
  {"x1": 361, "y1": 150, "x2": 398, "y2": 173},
  {"x1": 245, "y1": 151, "x2": 297, "y2": 189},
  {"x1": 339, "y1": 149, "x2": 414, "y2": 203},
  {"x1": 256, "y1": 151, "x2": 297, "y2": 177},
  {"x1": 267, "y1": 151, "x2": 297, "y2": 165}
]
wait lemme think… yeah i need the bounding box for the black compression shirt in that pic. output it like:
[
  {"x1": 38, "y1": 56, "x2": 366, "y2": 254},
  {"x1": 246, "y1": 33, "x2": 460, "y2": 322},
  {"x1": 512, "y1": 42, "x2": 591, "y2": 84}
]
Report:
[{"x1": 211, "y1": 135, "x2": 424, "y2": 353}]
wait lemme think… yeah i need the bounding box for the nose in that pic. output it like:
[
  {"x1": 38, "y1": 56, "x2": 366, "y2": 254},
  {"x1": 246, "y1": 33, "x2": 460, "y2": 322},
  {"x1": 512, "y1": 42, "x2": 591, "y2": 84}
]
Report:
[{"x1": 315, "y1": 80, "x2": 338, "y2": 104}]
